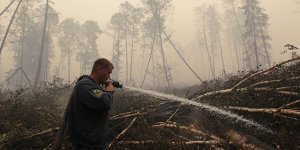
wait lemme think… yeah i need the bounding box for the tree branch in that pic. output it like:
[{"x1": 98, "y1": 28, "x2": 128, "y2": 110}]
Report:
[
  {"x1": 0, "y1": 0, "x2": 17, "y2": 16},
  {"x1": 24, "y1": 127, "x2": 59, "y2": 140},
  {"x1": 247, "y1": 76, "x2": 300, "y2": 88},
  {"x1": 117, "y1": 140, "x2": 220, "y2": 145},
  {"x1": 227, "y1": 106, "x2": 300, "y2": 116},
  {"x1": 157, "y1": 104, "x2": 182, "y2": 133},
  {"x1": 152, "y1": 123, "x2": 226, "y2": 145},
  {"x1": 231, "y1": 57, "x2": 300, "y2": 90},
  {"x1": 0, "y1": 0, "x2": 23, "y2": 55},
  {"x1": 108, "y1": 117, "x2": 138, "y2": 148},
  {"x1": 278, "y1": 99, "x2": 300, "y2": 110},
  {"x1": 110, "y1": 112, "x2": 147, "y2": 121}
]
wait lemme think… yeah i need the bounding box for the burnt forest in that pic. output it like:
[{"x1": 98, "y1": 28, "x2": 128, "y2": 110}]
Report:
[{"x1": 0, "y1": 0, "x2": 300, "y2": 149}]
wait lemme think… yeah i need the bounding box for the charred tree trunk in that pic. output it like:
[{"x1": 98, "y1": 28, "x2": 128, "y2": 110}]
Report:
[
  {"x1": 112, "y1": 30, "x2": 120, "y2": 81},
  {"x1": 152, "y1": 47, "x2": 156, "y2": 88},
  {"x1": 68, "y1": 49, "x2": 71, "y2": 82},
  {"x1": 151, "y1": 43, "x2": 159, "y2": 88},
  {"x1": 125, "y1": 31, "x2": 129, "y2": 85},
  {"x1": 44, "y1": 58, "x2": 49, "y2": 82},
  {"x1": 130, "y1": 24, "x2": 135, "y2": 85},
  {"x1": 211, "y1": 42, "x2": 216, "y2": 77},
  {"x1": 111, "y1": 31, "x2": 117, "y2": 80},
  {"x1": 257, "y1": 9, "x2": 271, "y2": 67},
  {"x1": 230, "y1": 50, "x2": 235, "y2": 71},
  {"x1": 82, "y1": 48, "x2": 88, "y2": 75},
  {"x1": 115, "y1": 31, "x2": 121, "y2": 81},
  {"x1": 140, "y1": 36, "x2": 146, "y2": 83},
  {"x1": 0, "y1": 0, "x2": 23, "y2": 55},
  {"x1": 233, "y1": 37, "x2": 240, "y2": 71},
  {"x1": 16, "y1": 34, "x2": 22, "y2": 85},
  {"x1": 19, "y1": 15, "x2": 26, "y2": 85},
  {"x1": 251, "y1": 2, "x2": 259, "y2": 68},
  {"x1": 158, "y1": 23, "x2": 171, "y2": 89},
  {"x1": 230, "y1": 2, "x2": 252, "y2": 70},
  {"x1": 244, "y1": 49, "x2": 252, "y2": 70},
  {"x1": 34, "y1": 0, "x2": 49, "y2": 85},
  {"x1": 140, "y1": 30, "x2": 156, "y2": 88},
  {"x1": 218, "y1": 31, "x2": 226, "y2": 74},
  {"x1": 163, "y1": 30, "x2": 202, "y2": 82},
  {"x1": 203, "y1": 16, "x2": 215, "y2": 79},
  {"x1": 80, "y1": 43, "x2": 89, "y2": 75},
  {"x1": 43, "y1": 33, "x2": 50, "y2": 82},
  {"x1": 57, "y1": 53, "x2": 63, "y2": 78}
]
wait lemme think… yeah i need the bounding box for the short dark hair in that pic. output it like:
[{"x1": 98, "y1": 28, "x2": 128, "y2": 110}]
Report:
[{"x1": 91, "y1": 58, "x2": 114, "y2": 72}]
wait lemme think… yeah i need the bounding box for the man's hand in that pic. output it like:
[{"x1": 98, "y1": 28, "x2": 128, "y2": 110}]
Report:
[{"x1": 105, "y1": 83, "x2": 115, "y2": 93}]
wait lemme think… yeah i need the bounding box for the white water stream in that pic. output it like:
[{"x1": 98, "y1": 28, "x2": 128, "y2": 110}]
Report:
[{"x1": 124, "y1": 86, "x2": 274, "y2": 134}]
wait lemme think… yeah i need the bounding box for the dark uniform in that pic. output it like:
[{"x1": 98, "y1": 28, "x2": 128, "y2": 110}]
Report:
[{"x1": 68, "y1": 75, "x2": 113, "y2": 150}]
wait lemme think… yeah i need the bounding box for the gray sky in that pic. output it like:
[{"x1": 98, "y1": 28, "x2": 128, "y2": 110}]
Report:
[{"x1": 0, "y1": 0, "x2": 300, "y2": 85}]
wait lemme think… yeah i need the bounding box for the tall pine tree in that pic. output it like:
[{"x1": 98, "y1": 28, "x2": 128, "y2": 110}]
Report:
[
  {"x1": 242, "y1": 0, "x2": 271, "y2": 69},
  {"x1": 76, "y1": 21, "x2": 101, "y2": 74},
  {"x1": 58, "y1": 18, "x2": 80, "y2": 81}
]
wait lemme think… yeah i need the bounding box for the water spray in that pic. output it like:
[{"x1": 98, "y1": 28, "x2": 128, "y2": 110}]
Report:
[{"x1": 124, "y1": 86, "x2": 274, "y2": 135}]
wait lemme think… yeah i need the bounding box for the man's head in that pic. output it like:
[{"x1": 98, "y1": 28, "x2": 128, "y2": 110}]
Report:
[{"x1": 90, "y1": 58, "x2": 114, "y2": 84}]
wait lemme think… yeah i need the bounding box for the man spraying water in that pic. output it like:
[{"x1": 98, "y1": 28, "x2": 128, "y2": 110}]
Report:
[
  {"x1": 68, "y1": 58, "x2": 115, "y2": 149},
  {"x1": 53, "y1": 58, "x2": 122, "y2": 150}
]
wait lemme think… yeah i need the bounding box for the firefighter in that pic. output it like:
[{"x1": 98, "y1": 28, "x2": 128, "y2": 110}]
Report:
[{"x1": 68, "y1": 58, "x2": 115, "y2": 150}]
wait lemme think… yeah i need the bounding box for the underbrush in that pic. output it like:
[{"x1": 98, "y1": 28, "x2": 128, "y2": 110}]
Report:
[{"x1": 0, "y1": 58, "x2": 299, "y2": 149}]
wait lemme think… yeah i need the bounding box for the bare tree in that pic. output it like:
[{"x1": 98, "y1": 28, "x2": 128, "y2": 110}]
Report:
[
  {"x1": 223, "y1": 7, "x2": 243, "y2": 71},
  {"x1": 119, "y1": 2, "x2": 131, "y2": 85},
  {"x1": 142, "y1": 0, "x2": 174, "y2": 90},
  {"x1": 205, "y1": 5, "x2": 226, "y2": 74},
  {"x1": 116, "y1": 1, "x2": 143, "y2": 85},
  {"x1": 111, "y1": 30, "x2": 121, "y2": 81},
  {"x1": 34, "y1": 0, "x2": 49, "y2": 85},
  {"x1": 129, "y1": 7, "x2": 143, "y2": 85},
  {"x1": 140, "y1": 35, "x2": 146, "y2": 84},
  {"x1": 0, "y1": 0, "x2": 23, "y2": 55},
  {"x1": 163, "y1": 30, "x2": 203, "y2": 82},
  {"x1": 140, "y1": 17, "x2": 157, "y2": 88},
  {"x1": 14, "y1": 0, "x2": 28, "y2": 84},
  {"x1": 195, "y1": 5, "x2": 215, "y2": 79}
]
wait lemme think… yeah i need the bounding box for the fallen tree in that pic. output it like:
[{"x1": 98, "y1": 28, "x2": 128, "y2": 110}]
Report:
[
  {"x1": 1, "y1": 56, "x2": 300, "y2": 149},
  {"x1": 191, "y1": 57, "x2": 300, "y2": 101},
  {"x1": 227, "y1": 106, "x2": 300, "y2": 116}
]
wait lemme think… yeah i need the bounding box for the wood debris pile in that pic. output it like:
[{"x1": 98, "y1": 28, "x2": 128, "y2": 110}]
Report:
[{"x1": 0, "y1": 57, "x2": 299, "y2": 149}]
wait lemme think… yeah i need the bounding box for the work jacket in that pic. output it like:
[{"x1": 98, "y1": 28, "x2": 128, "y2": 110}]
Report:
[{"x1": 68, "y1": 75, "x2": 113, "y2": 149}]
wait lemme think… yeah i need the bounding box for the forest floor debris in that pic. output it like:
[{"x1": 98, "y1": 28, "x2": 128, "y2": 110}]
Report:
[{"x1": 0, "y1": 58, "x2": 300, "y2": 149}]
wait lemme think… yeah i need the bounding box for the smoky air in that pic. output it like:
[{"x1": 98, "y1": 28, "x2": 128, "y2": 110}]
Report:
[{"x1": 0, "y1": 0, "x2": 299, "y2": 149}]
